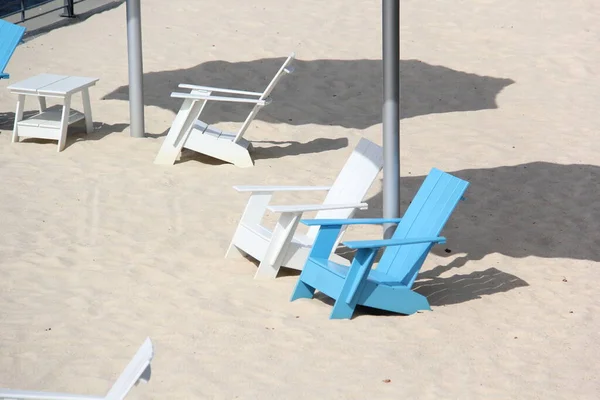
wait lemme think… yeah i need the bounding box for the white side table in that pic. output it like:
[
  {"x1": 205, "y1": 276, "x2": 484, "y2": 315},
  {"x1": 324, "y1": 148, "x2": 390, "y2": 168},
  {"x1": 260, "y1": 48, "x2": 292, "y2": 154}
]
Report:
[{"x1": 8, "y1": 74, "x2": 99, "y2": 152}]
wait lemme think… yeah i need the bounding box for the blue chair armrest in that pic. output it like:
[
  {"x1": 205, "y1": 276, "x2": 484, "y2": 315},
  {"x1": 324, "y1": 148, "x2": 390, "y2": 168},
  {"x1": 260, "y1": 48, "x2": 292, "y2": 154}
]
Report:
[
  {"x1": 301, "y1": 217, "x2": 403, "y2": 227},
  {"x1": 343, "y1": 236, "x2": 446, "y2": 250}
]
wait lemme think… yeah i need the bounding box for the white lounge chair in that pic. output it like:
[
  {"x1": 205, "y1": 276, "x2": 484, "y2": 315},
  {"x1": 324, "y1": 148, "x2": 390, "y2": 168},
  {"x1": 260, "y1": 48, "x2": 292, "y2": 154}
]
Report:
[
  {"x1": 226, "y1": 138, "x2": 384, "y2": 279},
  {"x1": 154, "y1": 53, "x2": 295, "y2": 168},
  {"x1": 0, "y1": 337, "x2": 154, "y2": 400}
]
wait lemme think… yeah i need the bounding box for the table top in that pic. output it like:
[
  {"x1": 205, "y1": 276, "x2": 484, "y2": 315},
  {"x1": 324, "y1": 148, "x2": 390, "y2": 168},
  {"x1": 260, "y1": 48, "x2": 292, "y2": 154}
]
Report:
[{"x1": 7, "y1": 74, "x2": 99, "y2": 96}]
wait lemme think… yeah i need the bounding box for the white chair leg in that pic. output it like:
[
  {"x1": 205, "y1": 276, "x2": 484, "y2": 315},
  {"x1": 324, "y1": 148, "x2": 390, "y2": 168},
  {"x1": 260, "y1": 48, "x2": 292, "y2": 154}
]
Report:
[
  {"x1": 57, "y1": 95, "x2": 72, "y2": 152},
  {"x1": 230, "y1": 148, "x2": 254, "y2": 168},
  {"x1": 12, "y1": 94, "x2": 25, "y2": 143},
  {"x1": 225, "y1": 192, "x2": 273, "y2": 259},
  {"x1": 255, "y1": 211, "x2": 302, "y2": 279},
  {"x1": 81, "y1": 88, "x2": 94, "y2": 134},
  {"x1": 154, "y1": 98, "x2": 206, "y2": 165},
  {"x1": 37, "y1": 96, "x2": 47, "y2": 113},
  {"x1": 225, "y1": 242, "x2": 248, "y2": 259}
]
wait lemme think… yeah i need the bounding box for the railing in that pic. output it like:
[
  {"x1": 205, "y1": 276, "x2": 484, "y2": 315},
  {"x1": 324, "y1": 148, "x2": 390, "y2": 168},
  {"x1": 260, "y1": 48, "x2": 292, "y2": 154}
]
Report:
[{"x1": 0, "y1": 0, "x2": 89, "y2": 23}]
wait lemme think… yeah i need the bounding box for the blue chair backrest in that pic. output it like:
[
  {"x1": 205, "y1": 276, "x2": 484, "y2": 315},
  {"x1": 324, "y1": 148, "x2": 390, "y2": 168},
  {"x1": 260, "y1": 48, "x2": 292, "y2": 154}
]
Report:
[
  {"x1": 0, "y1": 19, "x2": 26, "y2": 78},
  {"x1": 377, "y1": 168, "x2": 469, "y2": 286}
]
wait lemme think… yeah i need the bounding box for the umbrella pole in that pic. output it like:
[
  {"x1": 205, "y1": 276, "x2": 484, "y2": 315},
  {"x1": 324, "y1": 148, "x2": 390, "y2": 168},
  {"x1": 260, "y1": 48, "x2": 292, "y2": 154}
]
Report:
[
  {"x1": 382, "y1": 0, "x2": 400, "y2": 238},
  {"x1": 126, "y1": 0, "x2": 145, "y2": 138}
]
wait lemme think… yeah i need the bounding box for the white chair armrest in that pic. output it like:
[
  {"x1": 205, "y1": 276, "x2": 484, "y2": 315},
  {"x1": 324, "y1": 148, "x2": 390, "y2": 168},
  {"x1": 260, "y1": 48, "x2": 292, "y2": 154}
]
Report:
[
  {"x1": 171, "y1": 92, "x2": 269, "y2": 105},
  {"x1": 267, "y1": 202, "x2": 368, "y2": 214},
  {"x1": 233, "y1": 185, "x2": 331, "y2": 193},
  {"x1": 0, "y1": 389, "x2": 103, "y2": 400},
  {"x1": 179, "y1": 84, "x2": 263, "y2": 97}
]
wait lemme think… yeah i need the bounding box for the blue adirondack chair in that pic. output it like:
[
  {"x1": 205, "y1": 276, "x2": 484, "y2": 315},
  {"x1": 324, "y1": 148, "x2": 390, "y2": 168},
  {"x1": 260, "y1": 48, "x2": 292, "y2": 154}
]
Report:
[
  {"x1": 290, "y1": 167, "x2": 470, "y2": 319},
  {"x1": 0, "y1": 19, "x2": 26, "y2": 80}
]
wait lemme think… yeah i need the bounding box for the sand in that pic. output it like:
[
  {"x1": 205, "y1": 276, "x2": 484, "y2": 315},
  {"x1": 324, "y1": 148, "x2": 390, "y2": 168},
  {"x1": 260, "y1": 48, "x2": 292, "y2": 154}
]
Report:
[{"x1": 0, "y1": 0, "x2": 599, "y2": 398}]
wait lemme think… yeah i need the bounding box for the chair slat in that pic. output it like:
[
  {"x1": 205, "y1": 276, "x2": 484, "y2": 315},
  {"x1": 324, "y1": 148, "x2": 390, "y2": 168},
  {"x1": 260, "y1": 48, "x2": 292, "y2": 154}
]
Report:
[{"x1": 0, "y1": 19, "x2": 26, "y2": 79}]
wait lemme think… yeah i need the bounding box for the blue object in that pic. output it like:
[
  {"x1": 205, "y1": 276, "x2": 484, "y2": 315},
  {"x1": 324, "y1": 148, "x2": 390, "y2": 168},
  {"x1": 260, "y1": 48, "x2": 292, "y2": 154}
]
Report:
[
  {"x1": 0, "y1": 19, "x2": 26, "y2": 80},
  {"x1": 290, "y1": 167, "x2": 470, "y2": 319}
]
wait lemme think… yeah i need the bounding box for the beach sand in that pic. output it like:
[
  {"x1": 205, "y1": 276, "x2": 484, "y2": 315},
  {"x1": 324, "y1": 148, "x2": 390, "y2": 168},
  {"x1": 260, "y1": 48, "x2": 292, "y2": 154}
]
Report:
[{"x1": 0, "y1": 0, "x2": 599, "y2": 398}]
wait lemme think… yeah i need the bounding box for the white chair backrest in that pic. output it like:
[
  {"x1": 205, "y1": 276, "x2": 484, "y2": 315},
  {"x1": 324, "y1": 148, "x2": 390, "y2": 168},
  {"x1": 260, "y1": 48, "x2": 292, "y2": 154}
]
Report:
[
  {"x1": 306, "y1": 138, "x2": 384, "y2": 240},
  {"x1": 259, "y1": 53, "x2": 295, "y2": 101},
  {"x1": 234, "y1": 53, "x2": 295, "y2": 143},
  {"x1": 105, "y1": 337, "x2": 154, "y2": 400}
]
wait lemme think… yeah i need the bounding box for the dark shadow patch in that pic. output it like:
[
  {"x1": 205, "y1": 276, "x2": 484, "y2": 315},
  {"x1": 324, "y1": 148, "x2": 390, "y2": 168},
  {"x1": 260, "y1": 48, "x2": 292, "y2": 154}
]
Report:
[
  {"x1": 414, "y1": 267, "x2": 529, "y2": 307},
  {"x1": 20, "y1": 0, "x2": 125, "y2": 41},
  {"x1": 357, "y1": 162, "x2": 600, "y2": 262},
  {"x1": 102, "y1": 57, "x2": 515, "y2": 130},
  {"x1": 0, "y1": 110, "x2": 127, "y2": 149}
]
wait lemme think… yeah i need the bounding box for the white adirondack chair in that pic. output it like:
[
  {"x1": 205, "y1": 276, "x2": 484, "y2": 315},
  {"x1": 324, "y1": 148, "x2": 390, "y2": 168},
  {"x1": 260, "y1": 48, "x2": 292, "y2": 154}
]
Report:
[
  {"x1": 154, "y1": 53, "x2": 295, "y2": 168},
  {"x1": 0, "y1": 337, "x2": 154, "y2": 400},
  {"x1": 226, "y1": 138, "x2": 384, "y2": 279}
]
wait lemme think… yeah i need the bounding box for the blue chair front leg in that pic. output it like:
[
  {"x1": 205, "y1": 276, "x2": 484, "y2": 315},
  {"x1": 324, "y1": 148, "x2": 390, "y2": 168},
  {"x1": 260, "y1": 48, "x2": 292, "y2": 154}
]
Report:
[
  {"x1": 291, "y1": 223, "x2": 345, "y2": 302},
  {"x1": 290, "y1": 278, "x2": 316, "y2": 301},
  {"x1": 330, "y1": 247, "x2": 378, "y2": 319}
]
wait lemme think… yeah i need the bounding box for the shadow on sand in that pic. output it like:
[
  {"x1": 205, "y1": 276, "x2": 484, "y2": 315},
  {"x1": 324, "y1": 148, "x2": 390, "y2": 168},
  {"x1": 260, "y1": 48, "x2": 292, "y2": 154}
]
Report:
[
  {"x1": 306, "y1": 161, "x2": 600, "y2": 316},
  {"x1": 103, "y1": 56, "x2": 515, "y2": 130},
  {"x1": 357, "y1": 162, "x2": 600, "y2": 263},
  {"x1": 0, "y1": 111, "x2": 128, "y2": 150},
  {"x1": 21, "y1": 1, "x2": 125, "y2": 41},
  {"x1": 311, "y1": 266, "x2": 528, "y2": 318},
  {"x1": 102, "y1": 56, "x2": 513, "y2": 163}
]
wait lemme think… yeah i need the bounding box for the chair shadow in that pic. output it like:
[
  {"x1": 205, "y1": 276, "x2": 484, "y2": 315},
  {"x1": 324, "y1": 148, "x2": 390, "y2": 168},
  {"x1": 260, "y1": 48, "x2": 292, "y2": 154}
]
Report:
[
  {"x1": 413, "y1": 266, "x2": 528, "y2": 307},
  {"x1": 311, "y1": 264, "x2": 528, "y2": 318},
  {"x1": 102, "y1": 56, "x2": 513, "y2": 163},
  {"x1": 311, "y1": 161, "x2": 600, "y2": 318},
  {"x1": 177, "y1": 149, "x2": 230, "y2": 166},
  {"x1": 140, "y1": 364, "x2": 152, "y2": 383},
  {"x1": 173, "y1": 137, "x2": 350, "y2": 166},
  {"x1": 356, "y1": 162, "x2": 600, "y2": 263},
  {"x1": 102, "y1": 57, "x2": 515, "y2": 131},
  {"x1": 251, "y1": 137, "x2": 349, "y2": 161}
]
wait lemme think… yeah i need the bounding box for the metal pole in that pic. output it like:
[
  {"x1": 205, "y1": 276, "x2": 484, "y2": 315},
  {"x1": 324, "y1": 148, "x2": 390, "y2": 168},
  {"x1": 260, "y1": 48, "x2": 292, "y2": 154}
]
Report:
[
  {"x1": 126, "y1": 0, "x2": 146, "y2": 138},
  {"x1": 20, "y1": 0, "x2": 26, "y2": 22},
  {"x1": 382, "y1": 0, "x2": 400, "y2": 239},
  {"x1": 60, "y1": 0, "x2": 76, "y2": 18}
]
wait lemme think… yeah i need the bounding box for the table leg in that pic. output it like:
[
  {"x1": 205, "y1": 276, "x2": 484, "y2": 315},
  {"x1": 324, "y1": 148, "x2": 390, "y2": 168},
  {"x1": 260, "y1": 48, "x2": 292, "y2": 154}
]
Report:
[
  {"x1": 57, "y1": 95, "x2": 72, "y2": 152},
  {"x1": 82, "y1": 88, "x2": 94, "y2": 134},
  {"x1": 12, "y1": 94, "x2": 26, "y2": 143},
  {"x1": 38, "y1": 96, "x2": 47, "y2": 113}
]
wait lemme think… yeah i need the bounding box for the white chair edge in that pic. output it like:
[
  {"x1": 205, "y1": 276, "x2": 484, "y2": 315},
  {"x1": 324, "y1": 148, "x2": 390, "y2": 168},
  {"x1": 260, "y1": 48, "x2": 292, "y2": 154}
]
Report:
[{"x1": 0, "y1": 337, "x2": 154, "y2": 400}]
